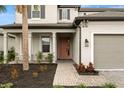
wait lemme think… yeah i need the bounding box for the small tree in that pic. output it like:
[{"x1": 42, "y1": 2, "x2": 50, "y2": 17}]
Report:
[
  {"x1": 47, "y1": 53, "x2": 53, "y2": 63},
  {"x1": 36, "y1": 51, "x2": 42, "y2": 63},
  {"x1": 0, "y1": 51, "x2": 4, "y2": 64},
  {"x1": 7, "y1": 47, "x2": 16, "y2": 62}
]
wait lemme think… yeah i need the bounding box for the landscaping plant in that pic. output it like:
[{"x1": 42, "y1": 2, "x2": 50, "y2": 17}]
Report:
[
  {"x1": 10, "y1": 66, "x2": 19, "y2": 80},
  {"x1": 76, "y1": 84, "x2": 87, "y2": 88},
  {"x1": 36, "y1": 51, "x2": 42, "y2": 63},
  {"x1": 0, "y1": 51, "x2": 4, "y2": 64},
  {"x1": 86, "y1": 62, "x2": 95, "y2": 72},
  {"x1": 32, "y1": 71, "x2": 38, "y2": 78},
  {"x1": 78, "y1": 63, "x2": 86, "y2": 72},
  {"x1": 7, "y1": 47, "x2": 16, "y2": 62},
  {"x1": 47, "y1": 53, "x2": 53, "y2": 63},
  {"x1": 0, "y1": 83, "x2": 14, "y2": 88},
  {"x1": 102, "y1": 83, "x2": 117, "y2": 88}
]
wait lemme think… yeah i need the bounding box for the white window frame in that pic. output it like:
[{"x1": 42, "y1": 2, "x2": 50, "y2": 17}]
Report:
[
  {"x1": 59, "y1": 8, "x2": 70, "y2": 20},
  {"x1": 41, "y1": 36, "x2": 51, "y2": 53},
  {"x1": 31, "y1": 5, "x2": 41, "y2": 19}
]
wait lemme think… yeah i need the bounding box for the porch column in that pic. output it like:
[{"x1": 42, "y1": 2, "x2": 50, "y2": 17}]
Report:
[
  {"x1": 19, "y1": 34, "x2": 22, "y2": 60},
  {"x1": 28, "y1": 32, "x2": 32, "y2": 62},
  {"x1": 52, "y1": 32, "x2": 57, "y2": 63},
  {"x1": 3, "y1": 32, "x2": 8, "y2": 63}
]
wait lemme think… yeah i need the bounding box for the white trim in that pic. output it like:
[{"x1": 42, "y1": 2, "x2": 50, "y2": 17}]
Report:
[
  {"x1": 95, "y1": 69, "x2": 124, "y2": 71},
  {"x1": 91, "y1": 31, "x2": 124, "y2": 70},
  {"x1": 39, "y1": 34, "x2": 42, "y2": 52}
]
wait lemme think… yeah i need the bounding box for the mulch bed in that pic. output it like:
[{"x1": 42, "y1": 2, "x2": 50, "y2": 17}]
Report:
[
  {"x1": 73, "y1": 64, "x2": 99, "y2": 75},
  {"x1": 0, "y1": 63, "x2": 57, "y2": 88}
]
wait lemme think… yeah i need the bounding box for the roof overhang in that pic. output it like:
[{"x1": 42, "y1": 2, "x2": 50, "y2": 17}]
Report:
[
  {"x1": 79, "y1": 8, "x2": 124, "y2": 12},
  {"x1": 58, "y1": 5, "x2": 80, "y2": 8},
  {"x1": 74, "y1": 16, "x2": 124, "y2": 26},
  {"x1": 0, "y1": 23, "x2": 76, "y2": 29}
]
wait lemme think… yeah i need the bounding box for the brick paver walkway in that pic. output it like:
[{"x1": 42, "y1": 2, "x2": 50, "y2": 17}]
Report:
[{"x1": 53, "y1": 60, "x2": 107, "y2": 86}]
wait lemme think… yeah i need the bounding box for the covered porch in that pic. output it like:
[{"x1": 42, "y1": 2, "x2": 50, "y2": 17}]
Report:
[{"x1": 1, "y1": 27, "x2": 77, "y2": 63}]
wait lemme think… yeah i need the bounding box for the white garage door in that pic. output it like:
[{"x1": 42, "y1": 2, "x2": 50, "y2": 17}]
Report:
[{"x1": 94, "y1": 34, "x2": 124, "y2": 69}]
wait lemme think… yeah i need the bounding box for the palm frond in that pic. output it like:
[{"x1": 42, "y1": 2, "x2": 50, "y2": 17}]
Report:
[{"x1": 0, "y1": 5, "x2": 6, "y2": 13}]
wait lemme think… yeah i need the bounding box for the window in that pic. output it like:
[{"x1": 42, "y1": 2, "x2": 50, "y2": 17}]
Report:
[
  {"x1": 59, "y1": 9, "x2": 70, "y2": 20},
  {"x1": 42, "y1": 37, "x2": 50, "y2": 52},
  {"x1": 32, "y1": 5, "x2": 40, "y2": 18},
  {"x1": 31, "y1": 5, "x2": 45, "y2": 19}
]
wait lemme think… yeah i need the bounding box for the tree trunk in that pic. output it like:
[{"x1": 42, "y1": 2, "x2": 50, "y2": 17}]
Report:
[{"x1": 22, "y1": 5, "x2": 29, "y2": 70}]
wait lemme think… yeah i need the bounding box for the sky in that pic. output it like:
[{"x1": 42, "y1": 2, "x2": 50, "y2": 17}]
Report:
[{"x1": 0, "y1": 5, "x2": 124, "y2": 25}]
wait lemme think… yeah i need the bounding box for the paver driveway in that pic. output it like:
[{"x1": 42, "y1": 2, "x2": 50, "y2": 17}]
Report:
[
  {"x1": 53, "y1": 60, "x2": 107, "y2": 87},
  {"x1": 101, "y1": 71, "x2": 124, "y2": 88}
]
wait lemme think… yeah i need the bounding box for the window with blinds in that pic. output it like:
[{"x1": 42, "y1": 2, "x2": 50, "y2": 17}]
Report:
[
  {"x1": 31, "y1": 5, "x2": 45, "y2": 19},
  {"x1": 59, "y1": 9, "x2": 70, "y2": 20},
  {"x1": 42, "y1": 37, "x2": 50, "y2": 52}
]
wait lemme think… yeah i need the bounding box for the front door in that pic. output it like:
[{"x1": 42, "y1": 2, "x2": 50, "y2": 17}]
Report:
[{"x1": 58, "y1": 37, "x2": 71, "y2": 59}]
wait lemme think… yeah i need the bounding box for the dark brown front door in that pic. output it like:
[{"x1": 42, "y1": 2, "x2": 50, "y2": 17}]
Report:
[{"x1": 58, "y1": 37, "x2": 71, "y2": 59}]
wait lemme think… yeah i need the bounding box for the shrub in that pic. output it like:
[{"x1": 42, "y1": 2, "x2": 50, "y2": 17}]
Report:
[
  {"x1": 32, "y1": 71, "x2": 38, "y2": 78},
  {"x1": 10, "y1": 66, "x2": 19, "y2": 80},
  {"x1": 15, "y1": 53, "x2": 19, "y2": 64},
  {"x1": 102, "y1": 83, "x2": 117, "y2": 88},
  {"x1": 0, "y1": 51, "x2": 4, "y2": 64},
  {"x1": 47, "y1": 53, "x2": 53, "y2": 63},
  {"x1": 76, "y1": 84, "x2": 87, "y2": 88},
  {"x1": 53, "y1": 85, "x2": 64, "y2": 88},
  {"x1": 7, "y1": 47, "x2": 16, "y2": 62},
  {"x1": 0, "y1": 83, "x2": 14, "y2": 88},
  {"x1": 36, "y1": 51, "x2": 42, "y2": 63},
  {"x1": 78, "y1": 63, "x2": 86, "y2": 72},
  {"x1": 38, "y1": 65, "x2": 48, "y2": 72},
  {"x1": 86, "y1": 62, "x2": 95, "y2": 72}
]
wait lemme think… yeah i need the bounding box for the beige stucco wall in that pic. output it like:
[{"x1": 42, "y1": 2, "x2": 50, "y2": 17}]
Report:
[
  {"x1": 16, "y1": 5, "x2": 58, "y2": 24},
  {"x1": 81, "y1": 21, "x2": 124, "y2": 65},
  {"x1": 15, "y1": 5, "x2": 80, "y2": 24}
]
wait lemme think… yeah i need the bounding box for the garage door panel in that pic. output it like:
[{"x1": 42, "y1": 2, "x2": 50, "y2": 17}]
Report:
[{"x1": 94, "y1": 34, "x2": 124, "y2": 69}]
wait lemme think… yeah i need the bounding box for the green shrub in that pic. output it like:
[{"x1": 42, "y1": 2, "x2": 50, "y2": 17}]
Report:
[
  {"x1": 7, "y1": 47, "x2": 16, "y2": 62},
  {"x1": 0, "y1": 83, "x2": 14, "y2": 88},
  {"x1": 53, "y1": 85, "x2": 64, "y2": 88},
  {"x1": 102, "y1": 83, "x2": 117, "y2": 88},
  {"x1": 76, "y1": 84, "x2": 87, "y2": 88},
  {"x1": 47, "y1": 53, "x2": 53, "y2": 63},
  {"x1": 0, "y1": 51, "x2": 4, "y2": 64},
  {"x1": 36, "y1": 51, "x2": 42, "y2": 63}
]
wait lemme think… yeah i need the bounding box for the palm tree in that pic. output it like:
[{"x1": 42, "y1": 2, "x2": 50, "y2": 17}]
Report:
[
  {"x1": 0, "y1": 5, "x2": 6, "y2": 13},
  {"x1": 16, "y1": 5, "x2": 29, "y2": 70}
]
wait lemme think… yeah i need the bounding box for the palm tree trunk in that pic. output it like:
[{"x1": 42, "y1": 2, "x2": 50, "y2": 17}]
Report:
[{"x1": 22, "y1": 5, "x2": 29, "y2": 70}]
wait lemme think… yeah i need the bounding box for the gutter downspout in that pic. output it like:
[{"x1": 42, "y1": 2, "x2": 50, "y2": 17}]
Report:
[{"x1": 79, "y1": 26, "x2": 81, "y2": 64}]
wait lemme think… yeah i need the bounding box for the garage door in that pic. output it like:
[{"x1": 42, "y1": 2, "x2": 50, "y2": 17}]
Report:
[{"x1": 94, "y1": 34, "x2": 124, "y2": 69}]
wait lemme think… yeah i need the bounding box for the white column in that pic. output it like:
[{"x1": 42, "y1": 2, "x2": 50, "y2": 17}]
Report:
[
  {"x1": 19, "y1": 34, "x2": 22, "y2": 59},
  {"x1": 52, "y1": 32, "x2": 57, "y2": 63},
  {"x1": 28, "y1": 32, "x2": 32, "y2": 62},
  {"x1": 3, "y1": 32, "x2": 8, "y2": 63}
]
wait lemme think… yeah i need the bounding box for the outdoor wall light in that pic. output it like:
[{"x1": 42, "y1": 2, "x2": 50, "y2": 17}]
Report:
[{"x1": 85, "y1": 39, "x2": 89, "y2": 47}]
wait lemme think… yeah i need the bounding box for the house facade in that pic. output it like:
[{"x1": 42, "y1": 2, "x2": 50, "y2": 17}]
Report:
[{"x1": 1, "y1": 5, "x2": 124, "y2": 70}]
